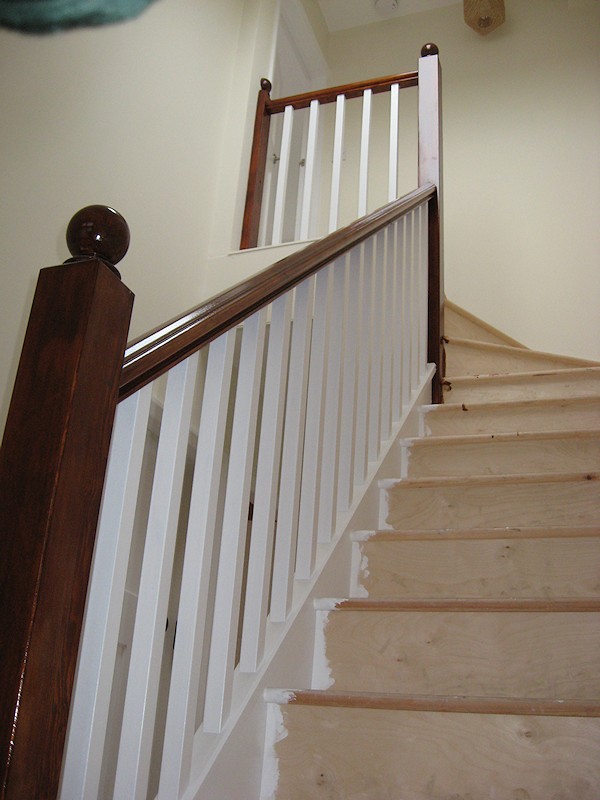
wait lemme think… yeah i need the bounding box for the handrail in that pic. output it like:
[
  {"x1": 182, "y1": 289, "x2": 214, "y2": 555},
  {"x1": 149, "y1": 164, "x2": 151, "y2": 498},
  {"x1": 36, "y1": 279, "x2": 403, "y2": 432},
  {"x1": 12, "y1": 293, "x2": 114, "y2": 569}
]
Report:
[
  {"x1": 266, "y1": 70, "x2": 418, "y2": 114},
  {"x1": 121, "y1": 183, "x2": 436, "y2": 401}
]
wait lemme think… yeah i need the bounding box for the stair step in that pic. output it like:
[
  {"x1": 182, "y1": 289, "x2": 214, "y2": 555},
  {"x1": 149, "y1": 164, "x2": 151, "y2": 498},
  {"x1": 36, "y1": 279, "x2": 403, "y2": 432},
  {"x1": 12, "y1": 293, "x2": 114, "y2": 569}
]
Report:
[
  {"x1": 442, "y1": 366, "x2": 600, "y2": 403},
  {"x1": 445, "y1": 336, "x2": 598, "y2": 376},
  {"x1": 444, "y1": 299, "x2": 526, "y2": 348},
  {"x1": 264, "y1": 698, "x2": 600, "y2": 799},
  {"x1": 420, "y1": 396, "x2": 600, "y2": 436},
  {"x1": 351, "y1": 529, "x2": 600, "y2": 598},
  {"x1": 399, "y1": 429, "x2": 600, "y2": 477},
  {"x1": 380, "y1": 472, "x2": 600, "y2": 530},
  {"x1": 314, "y1": 600, "x2": 600, "y2": 698}
]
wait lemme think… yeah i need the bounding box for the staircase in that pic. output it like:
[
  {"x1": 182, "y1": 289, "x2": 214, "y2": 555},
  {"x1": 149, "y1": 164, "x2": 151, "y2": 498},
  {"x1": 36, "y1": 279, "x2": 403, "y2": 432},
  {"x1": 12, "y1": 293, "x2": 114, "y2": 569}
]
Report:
[{"x1": 262, "y1": 303, "x2": 600, "y2": 799}]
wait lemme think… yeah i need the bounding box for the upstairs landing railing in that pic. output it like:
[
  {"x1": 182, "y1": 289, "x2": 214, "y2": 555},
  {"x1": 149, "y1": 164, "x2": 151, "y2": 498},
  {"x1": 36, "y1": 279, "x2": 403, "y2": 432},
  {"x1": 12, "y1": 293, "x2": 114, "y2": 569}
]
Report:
[{"x1": 0, "y1": 45, "x2": 442, "y2": 800}]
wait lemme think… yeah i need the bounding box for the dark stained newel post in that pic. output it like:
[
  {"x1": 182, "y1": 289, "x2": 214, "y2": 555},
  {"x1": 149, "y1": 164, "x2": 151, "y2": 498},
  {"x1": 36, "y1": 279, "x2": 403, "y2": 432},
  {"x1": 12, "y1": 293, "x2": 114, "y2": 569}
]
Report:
[
  {"x1": 0, "y1": 206, "x2": 134, "y2": 799},
  {"x1": 240, "y1": 78, "x2": 273, "y2": 249}
]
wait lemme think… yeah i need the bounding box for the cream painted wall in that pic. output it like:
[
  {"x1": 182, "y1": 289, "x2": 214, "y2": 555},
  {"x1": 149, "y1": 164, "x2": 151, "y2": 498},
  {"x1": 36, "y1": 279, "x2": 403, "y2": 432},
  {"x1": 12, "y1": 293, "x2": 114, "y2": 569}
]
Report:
[
  {"x1": 326, "y1": 0, "x2": 600, "y2": 360},
  {"x1": 0, "y1": 0, "x2": 281, "y2": 436}
]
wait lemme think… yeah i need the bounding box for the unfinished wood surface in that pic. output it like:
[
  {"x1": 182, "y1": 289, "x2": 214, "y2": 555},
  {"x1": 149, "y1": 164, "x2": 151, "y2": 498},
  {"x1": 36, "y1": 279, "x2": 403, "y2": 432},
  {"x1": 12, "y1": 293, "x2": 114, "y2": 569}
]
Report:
[
  {"x1": 420, "y1": 396, "x2": 600, "y2": 436},
  {"x1": 400, "y1": 430, "x2": 600, "y2": 477},
  {"x1": 317, "y1": 607, "x2": 600, "y2": 698},
  {"x1": 442, "y1": 367, "x2": 600, "y2": 403},
  {"x1": 444, "y1": 299, "x2": 526, "y2": 348},
  {"x1": 445, "y1": 337, "x2": 598, "y2": 377},
  {"x1": 269, "y1": 703, "x2": 600, "y2": 799},
  {"x1": 353, "y1": 534, "x2": 600, "y2": 598},
  {"x1": 381, "y1": 473, "x2": 600, "y2": 530}
]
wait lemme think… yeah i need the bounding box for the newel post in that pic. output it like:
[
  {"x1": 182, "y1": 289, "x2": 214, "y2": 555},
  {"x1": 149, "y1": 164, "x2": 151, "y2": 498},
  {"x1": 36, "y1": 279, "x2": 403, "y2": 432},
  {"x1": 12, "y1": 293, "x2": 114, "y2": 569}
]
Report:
[
  {"x1": 240, "y1": 78, "x2": 273, "y2": 249},
  {"x1": 0, "y1": 206, "x2": 134, "y2": 799},
  {"x1": 418, "y1": 43, "x2": 445, "y2": 403}
]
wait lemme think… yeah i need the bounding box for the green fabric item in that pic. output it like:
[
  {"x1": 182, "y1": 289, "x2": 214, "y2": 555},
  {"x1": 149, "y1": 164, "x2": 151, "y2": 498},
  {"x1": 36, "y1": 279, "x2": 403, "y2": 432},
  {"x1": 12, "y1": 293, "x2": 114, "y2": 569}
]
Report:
[{"x1": 0, "y1": 0, "x2": 157, "y2": 33}]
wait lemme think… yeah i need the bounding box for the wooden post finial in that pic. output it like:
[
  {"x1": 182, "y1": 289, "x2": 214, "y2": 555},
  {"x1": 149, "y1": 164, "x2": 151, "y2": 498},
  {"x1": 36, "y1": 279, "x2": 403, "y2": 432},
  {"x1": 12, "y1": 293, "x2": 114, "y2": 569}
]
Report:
[
  {"x1": 66, "y1": 205, "x2": 130, "y2": 277},
  {"x1": 260, "y1": 78, "x2": 272, "y2": 93},
  {"x1": 421, "y1": 43, "x2": 439, "y2": 57}
]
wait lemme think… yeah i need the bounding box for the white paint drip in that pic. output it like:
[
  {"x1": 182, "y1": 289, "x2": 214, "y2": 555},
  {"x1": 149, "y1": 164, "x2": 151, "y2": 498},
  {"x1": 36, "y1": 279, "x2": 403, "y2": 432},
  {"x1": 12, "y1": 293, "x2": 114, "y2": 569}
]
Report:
[
  {"x1": 312, "y1": 610, "x2": 335, "y2": 690},
  {"x1": 260, "y1": 700, "x2": 289, "y2": 799}
]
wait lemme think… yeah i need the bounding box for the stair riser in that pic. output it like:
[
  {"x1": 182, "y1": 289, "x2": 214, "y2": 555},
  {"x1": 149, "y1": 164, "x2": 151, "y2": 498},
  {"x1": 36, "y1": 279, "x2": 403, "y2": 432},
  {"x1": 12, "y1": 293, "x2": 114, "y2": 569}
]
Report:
[
  {"x1": 445, "y1": 343, "x2": 588, "y2": 376},
  {"x1": 381, "y1": 479, "x2": 600, "y2": 530},
  {"x1": 353, "y1": 537, "x2": 600, "y2": 599},
  {"x1": 401, "y1": 437, "x2": 600, "y2": 477},
  {"x1": 442, "y1": 374, "x2": 600, "y2": 403},
  {"x1": 421, "y1": 399, "x2": 600, "y2": 436},
  {"x1": 316, "y1": 609, "x2": 600, "y2": 698},
  {"x1": 268, "y1": 704, "x2": 600, "y2": 800}
]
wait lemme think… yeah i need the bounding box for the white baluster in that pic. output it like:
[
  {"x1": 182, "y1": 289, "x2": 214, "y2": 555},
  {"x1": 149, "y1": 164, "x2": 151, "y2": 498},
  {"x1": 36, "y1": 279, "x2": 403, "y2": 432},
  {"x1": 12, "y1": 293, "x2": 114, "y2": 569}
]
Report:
[
  {"x1": 419, "y1": 203, "x2": 429, "y2": 379},
  {"x1": 60, "y1": 387, "x2": 152, "y2": 800},
  {"x1": 203, "y1": 309, "x2": 268, "y2": 733},
  {"x1": 272, "y1": 105, "x2": 294, "y2": 245},
  {"x1": 409, "y1": 210, "x2": 419, "y2": 392},
  {"x1": 270, "y1": 276, "x2": 315, "y2": 622},
  {"x1": 388, "y1": 83, "x2": 400, "y2": 202},
  {"x1": 239, "y1": 293, "x2": 293, "y2": 672},
  {"x1": 329, "y1": 94, "x2": 346, "y2": 233},
  {"x1": 358, "y1": 88, "x2": 372, "y2": 217},
  {"x1": 113, "y1": 355, "x2": 199, "y2": 800},
  {"x1": 368, "y1": 232, "x2": 383, "y2": 461},
  {"x1": 391, "y1": 219, "x2": 403, "y2": 422},
  {"x1": 318, "y1": 256, "x2": 346, "y2": 542},
  {"x1": 400, "y1": 216, "x2": 411, "y2": 409},
  {"x1": 354, "y1": 240, "x2": 371, "y2": 487},
  {"x1": 380, "y1": 227, "x2": 394, "y2": 440},
  {"x1": 158, "y1": 332, "x2": 236, "y2": 797},
  {"x1": 296, "y1": 264, "x2": 332, "y2": 578},
  {"x1": 299, "y1": 99, "x2": 320, "y2": 241}
]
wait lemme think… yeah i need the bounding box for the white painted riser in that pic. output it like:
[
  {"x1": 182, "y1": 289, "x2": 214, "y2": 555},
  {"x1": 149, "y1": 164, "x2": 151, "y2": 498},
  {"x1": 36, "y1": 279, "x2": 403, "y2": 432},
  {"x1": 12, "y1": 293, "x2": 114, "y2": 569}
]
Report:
[
  {"x1": 445, "y1": 338, "x2": 596, "y2": 376},
  {"x1": 442, "y1": 367, "x2": 600, "y2": 403},
  {"x1": 268, "y1": 704, "x2": 600, "y2": 800},
  {"x1": 381, "y1": 475, "x2": 600, "y2": 530},
  {"x1": 353, "y1": 534, "x2": 600, "y2": 598},
  {"x1": 316, "y1": 608, "x2": 600, "y2": 698},
  {"x1": 400, "y1": 432, "x2": 600, "y2": 477},
  {"x1": 421, "y1": 397, "x2": 600, "y2": 436}
]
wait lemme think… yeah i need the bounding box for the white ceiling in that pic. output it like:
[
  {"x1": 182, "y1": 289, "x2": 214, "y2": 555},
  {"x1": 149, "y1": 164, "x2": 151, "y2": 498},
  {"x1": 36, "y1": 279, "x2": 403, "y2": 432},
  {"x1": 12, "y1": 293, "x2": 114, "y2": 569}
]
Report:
[{"x1": 316, "y1": 0, "x2": 458, "y2": 33}]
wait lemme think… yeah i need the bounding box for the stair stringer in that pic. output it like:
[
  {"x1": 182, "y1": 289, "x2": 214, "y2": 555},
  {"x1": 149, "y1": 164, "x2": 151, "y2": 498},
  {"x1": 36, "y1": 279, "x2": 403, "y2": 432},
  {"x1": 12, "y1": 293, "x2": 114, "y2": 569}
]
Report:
[{"x1": 183, "y1": 369, "x2": 435, "y2": 800}]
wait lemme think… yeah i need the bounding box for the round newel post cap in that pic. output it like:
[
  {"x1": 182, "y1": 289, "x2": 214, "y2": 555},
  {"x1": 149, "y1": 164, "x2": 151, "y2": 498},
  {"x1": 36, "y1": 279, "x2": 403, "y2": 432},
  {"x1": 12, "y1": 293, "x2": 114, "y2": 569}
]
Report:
[
  {"x1": 66, "y1": 205, "x2": 130, "y2": 277},
  {"x1": 421, "y1": 43, "x2": 440, "y2": 57},
  {"x1": 260, "y1": 78, "x2": 272, "y2": 93}
]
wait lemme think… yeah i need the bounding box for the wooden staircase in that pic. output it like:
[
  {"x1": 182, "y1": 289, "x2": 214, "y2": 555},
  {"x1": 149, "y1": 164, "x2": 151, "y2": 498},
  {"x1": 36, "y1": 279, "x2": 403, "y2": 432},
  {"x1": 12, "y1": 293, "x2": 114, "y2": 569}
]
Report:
[{"x1": 262, "y1": 303, "x2": 600, "y2": 799}]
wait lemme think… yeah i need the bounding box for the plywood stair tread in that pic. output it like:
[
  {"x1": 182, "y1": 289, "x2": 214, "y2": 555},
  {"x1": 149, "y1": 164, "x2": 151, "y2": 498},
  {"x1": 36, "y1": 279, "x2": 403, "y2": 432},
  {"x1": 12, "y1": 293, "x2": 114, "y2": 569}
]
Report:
[
  {"x1": 315, "y1": 597, "x2": 600, "y2": 612},
  {"x1": 266, "y1": 689, "x2": 600, "y2": 717},
  {"x1": 401, "y1": 428, "x2": 600, "y2": 447},
  {"x1": 444, "y1": 299, "x2": 527, "y2": 348},
  {"x1": 351, "y1": 525, "x2": 600, "y2": 541},
  {"x1": 445, "y1": 336, "x2": 599, "y2": 365},
  {"x1": 444, "y1": 365, "x2": 600, "y2": 384},
  {"x1": 380, "y1": 469, "x2": 599, "y2": 490}
]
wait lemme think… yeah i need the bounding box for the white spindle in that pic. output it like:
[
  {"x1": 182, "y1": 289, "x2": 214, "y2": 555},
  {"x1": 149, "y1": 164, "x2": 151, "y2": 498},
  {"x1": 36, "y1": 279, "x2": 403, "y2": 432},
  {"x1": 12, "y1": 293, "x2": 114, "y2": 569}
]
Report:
[
  {"x1": 419, "y1": 204, "x2": 429, "y2": 379},
  {"x1": 113, "y1": 355, "x2": 199, "y2": 800},
  {"x1": 380, "y1": 227, "x2": 394, "y2": 439},
  {"x1": 409, "y1": 211, "x2": 419, "y2": 391},
  {"x1": 400, "y1": 216, "x2": 411, "y2": 408},
  {"x1": 296, "y1": 264, "x2": 332, "y2": 579},
  {"x1": 368, "y1": 232, "x2": 384, "y2": 461},
  {"x1": 158, "y1": 332, "x2": 236, "y2": 797},
  {"x1": 299, "y1": 100, "x2": 320, "y2": 241},
  {"x1": 328, "y1": 94, "x2": 346, "y2": 233},
  {"x1": 391, "y1": 220, "x2": 403, "y2": 422},
  {"x1": 270, "y1": 277, "x2": 315, "y2": 622},
  {"x1": 337, "y1": 246, "x2": 360, "y2": 512},
  {"x1": 388, "y1": 83, "x2": 399, "y2": 202},
  {"x1": 203, "y1": 309, "x2": 268, "y2": 733},
  {"x1": 358, "y1": 88, "x2": 372, "y2": 217},
  {"x1": 239, "y1": 293, "x2": 293, "y2": 672},
  {"x1": 60, "y1": 387, "x2": 152, "y2": 800},
  {"x1": 317, "y1": 256, "x2": 346, "y2": 542},
  {"x1": 353, "y1": 240, "x2": 371, "y2": 487},
  {"x1": 272, "y1": 105, "x2": 294, "y2": 245}
]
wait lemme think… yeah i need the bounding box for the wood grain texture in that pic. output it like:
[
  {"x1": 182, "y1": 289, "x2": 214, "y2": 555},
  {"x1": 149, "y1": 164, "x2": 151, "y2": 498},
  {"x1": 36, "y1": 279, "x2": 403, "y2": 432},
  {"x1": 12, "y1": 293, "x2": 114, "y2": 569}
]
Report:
[
  {"x1": 442, "y1": 366, "x2": 600, "y2": 403},
  {"x1": 421, "y1": 397, "x2": 600, "y2": 436},
  {"x1": 271, "y1": 704, "x2": 600, "y2": 799},
  {"x1": 444, "y1": 300, "x2": 525, "y2": 348},
  {"x1": 318, "y1": 607, "x2": 600, "y2": 698},
  {"x1": 382, "y1": 473, "x2": 600, "y2": 530},
  {"x1": 401, "y1": 430, "x2": 600, "y2": 477},
  {"x1": 445, "y1": 337, "x2": 598, "y2": 377},
  {"x1": 354, "y1": 536, "x2": 600, "y2": 598}
]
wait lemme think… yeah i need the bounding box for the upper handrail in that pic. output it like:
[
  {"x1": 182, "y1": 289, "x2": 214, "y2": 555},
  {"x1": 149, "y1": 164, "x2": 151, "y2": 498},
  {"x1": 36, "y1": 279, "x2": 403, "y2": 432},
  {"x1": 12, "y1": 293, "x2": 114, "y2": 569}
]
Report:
[{"x1": 120, "y1": 183, "x2": 436, "y2": 401}]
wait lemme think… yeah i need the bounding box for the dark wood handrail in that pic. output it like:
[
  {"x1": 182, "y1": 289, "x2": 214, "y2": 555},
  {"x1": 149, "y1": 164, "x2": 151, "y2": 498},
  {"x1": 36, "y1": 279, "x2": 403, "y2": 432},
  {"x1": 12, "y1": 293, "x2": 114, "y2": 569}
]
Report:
[
  {"x1": 121, "y1": 183, "x2": 436, "y2": 401},
  {"x1": 266, "y1": 70, "x2": 418, "y2": 114}
]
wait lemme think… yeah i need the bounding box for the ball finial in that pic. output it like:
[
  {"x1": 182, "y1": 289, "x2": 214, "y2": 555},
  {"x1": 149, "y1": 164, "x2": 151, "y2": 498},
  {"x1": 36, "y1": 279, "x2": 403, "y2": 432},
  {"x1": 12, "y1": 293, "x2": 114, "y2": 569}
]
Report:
[
  {"x1": 421, "y1": 43, "x2": 440, "y2": 57},
  {"x1": 260, "y1": 78, "x2": 272, "y2": 93},
  {"x1": 66, "y1": 205, "x2": 130, "y2": 275}
]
